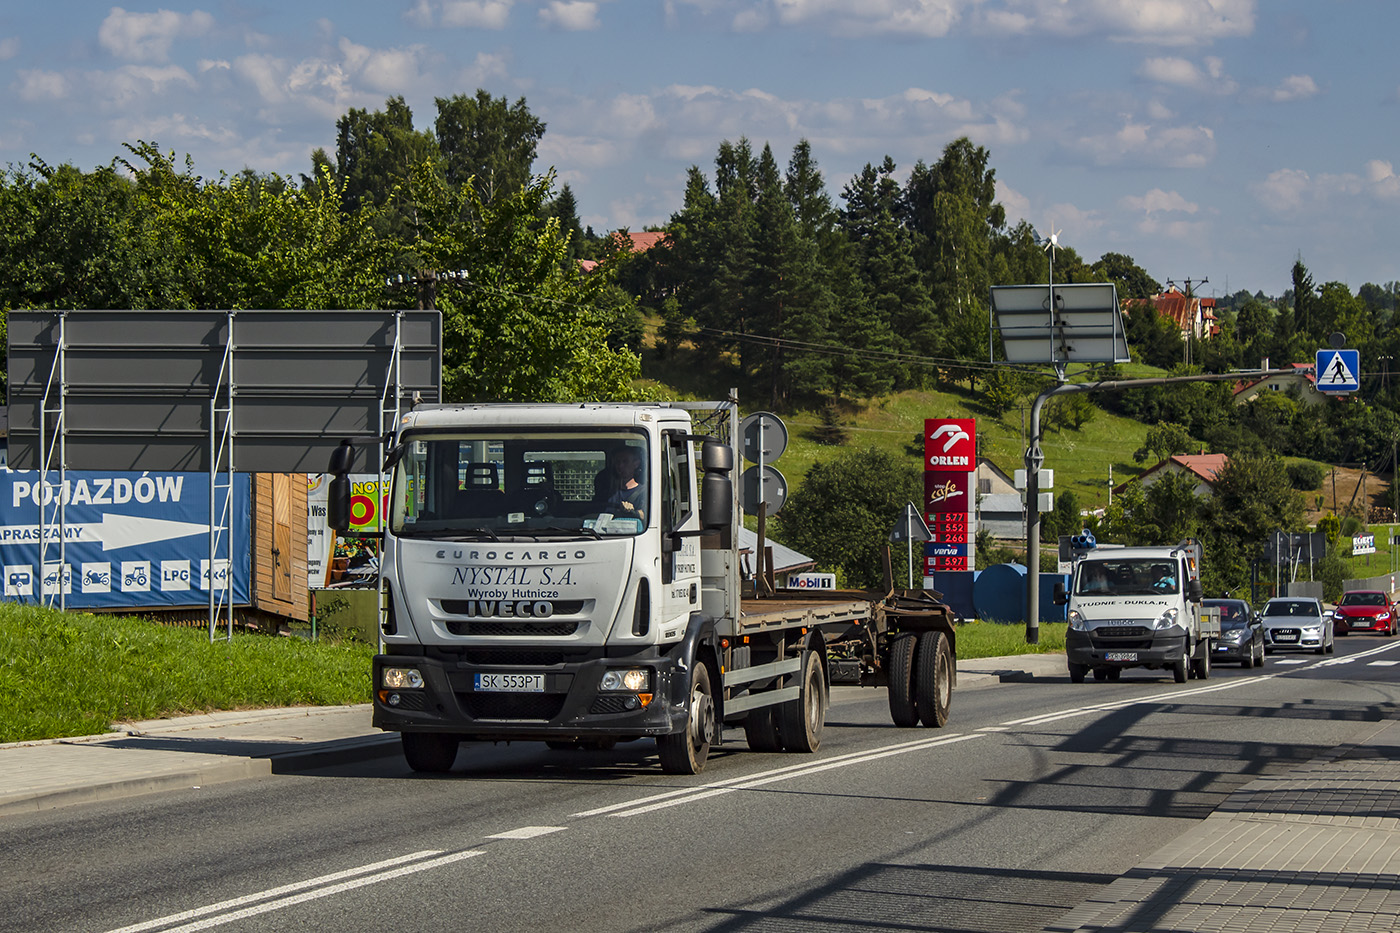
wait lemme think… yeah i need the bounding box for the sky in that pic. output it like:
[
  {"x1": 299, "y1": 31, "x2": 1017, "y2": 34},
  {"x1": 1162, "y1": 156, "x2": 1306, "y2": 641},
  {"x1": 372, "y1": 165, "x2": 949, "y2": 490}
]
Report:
[{"x1": 1, "y1": 1, "x2": 1396, "y2": 299}]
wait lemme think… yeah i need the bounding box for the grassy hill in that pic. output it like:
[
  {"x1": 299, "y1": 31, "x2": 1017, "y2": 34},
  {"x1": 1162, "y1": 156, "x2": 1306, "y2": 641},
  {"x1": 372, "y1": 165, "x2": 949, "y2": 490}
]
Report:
[{"x1": 638, "y1": 343, "x2": 1156, "y2": 514}]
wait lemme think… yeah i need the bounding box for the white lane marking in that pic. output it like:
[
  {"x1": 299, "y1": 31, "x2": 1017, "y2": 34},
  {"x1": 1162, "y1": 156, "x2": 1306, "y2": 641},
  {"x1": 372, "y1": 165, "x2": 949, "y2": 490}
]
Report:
[
  {"x1": 574, "y1": 731, "x2": 984, "y2": 818},
  {"x1": 978, "y1": 725, "x2": 1010, "y2": 732},
  {"x1": 103, "y1": 850, "x2": 480, "y2": 933},
  {"x1": 486, "y1": 826, "x2": 566, "y2": 840},
  {"x1": 1272, "y1": 659, "x2": 1307, "y2": 665},
  {"x1": 106, "y1": 851, "x2": 484, "y2": 930},
  {"x1": 1370, "y1": 660, "x2": 1400, "y2": 667},
  {"x1": 605, "y1": 733, "x2": 986, "y2": 818}
]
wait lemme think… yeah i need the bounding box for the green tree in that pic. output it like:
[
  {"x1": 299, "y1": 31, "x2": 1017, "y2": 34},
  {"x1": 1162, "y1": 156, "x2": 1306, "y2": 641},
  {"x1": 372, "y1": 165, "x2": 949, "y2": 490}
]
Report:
[
  {"x1": 774, "y1": 447, "x2": 922, "y2": 588},
  {"x1": 1133, "y1": 421, "x2": 1194, "y2": 464},
  {"x1": 434, "y1": 90, "x2": 545, "y2": 207},
  {"x1": 1198, "y1": 456, "x2": 1305, "y2": 594},
  {"x1": 1093, "y1": 252, "x2": 1161, "y2": 300},
  {"x1": 319, "y1": 96, "x2": 438, "y2": 240}
]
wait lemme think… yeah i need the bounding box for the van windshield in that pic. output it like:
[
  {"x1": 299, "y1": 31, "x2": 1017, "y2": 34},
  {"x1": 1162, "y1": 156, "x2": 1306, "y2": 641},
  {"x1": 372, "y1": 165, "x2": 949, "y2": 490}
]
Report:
[{"x1": 1076, "y1": 558, "x2": 1181, "y2": 596}]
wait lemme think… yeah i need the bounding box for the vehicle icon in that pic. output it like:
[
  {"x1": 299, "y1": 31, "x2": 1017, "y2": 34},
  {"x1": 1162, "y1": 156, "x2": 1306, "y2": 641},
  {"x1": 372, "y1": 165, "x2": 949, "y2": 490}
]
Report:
[
  {"x1": 8, "y1": 571, "x2": 31, "y2": 588},
  {"x1": 124, "y1": 569, "x2": 148, "y2": 586},
  {"x1": 84, "y1": 569, "x2": 110, "y2": 586}
]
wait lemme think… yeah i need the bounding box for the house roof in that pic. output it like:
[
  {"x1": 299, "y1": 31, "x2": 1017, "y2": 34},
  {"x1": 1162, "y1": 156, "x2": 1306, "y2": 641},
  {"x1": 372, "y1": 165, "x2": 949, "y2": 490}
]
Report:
[
  {"x1": 1233, "y1": 362, "x2": 1316, "y2": 396},
  {"x1": 1116, "y1": 453, "x2": 1229, "y2": 494},
  {"x1": 612, "y1": 230, "x2": 668, "y2": 253}
]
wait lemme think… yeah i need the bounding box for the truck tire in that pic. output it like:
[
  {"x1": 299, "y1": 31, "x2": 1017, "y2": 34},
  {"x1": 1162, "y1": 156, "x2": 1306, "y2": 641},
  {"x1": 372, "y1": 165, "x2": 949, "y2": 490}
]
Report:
[
  {"x1": 1171, "y1": 653, "x2": 1188, "y2": 683},
  {"x1": 914, "y1": 631, "x2": 952, "y2": 728},
  {"x1": 659, "y1": 661, "x2": 715, "y2": 774},
  {"x1": 1068, "y1": 662, "x2": 1088, "y2": 684},
  {"x1": 402, "y1": 732, "x2": 460, "y2": 773},
  {"x1": 1191, "y1": 643, "x2": 1211, "y2": 680},
  {"x1": 743, "y1": 705, "x2": 783, "y2": 752},
  {"x1": 886, "y1": 633, "x2": 919, "y2": 727},
  {"x1": 778, "y1": 649, "x2": 827, "y2": 752}
]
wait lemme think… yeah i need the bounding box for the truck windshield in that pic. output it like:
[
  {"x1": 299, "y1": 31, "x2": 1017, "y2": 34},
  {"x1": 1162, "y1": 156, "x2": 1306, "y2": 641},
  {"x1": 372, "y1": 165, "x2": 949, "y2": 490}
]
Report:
[
  {"x1": 1075, "y1": 558, "x2": 1181, "y2": 596},
  {"x1": 389, "y1": 431, "x2": 650, "y2": 538}
]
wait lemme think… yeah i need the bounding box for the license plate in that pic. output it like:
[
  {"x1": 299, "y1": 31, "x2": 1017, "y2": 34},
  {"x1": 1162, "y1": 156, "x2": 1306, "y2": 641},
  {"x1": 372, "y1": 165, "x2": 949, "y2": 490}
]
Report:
[
  {"x1": 475, "y1": 673, "x2": 546, "y2": 692},
  {"x1": 1105, "y1": 651, "x2": 1137, "y2": 662},
  {"x1": 1274, "y1": 633, "x2": 1297, "y2": 642}
]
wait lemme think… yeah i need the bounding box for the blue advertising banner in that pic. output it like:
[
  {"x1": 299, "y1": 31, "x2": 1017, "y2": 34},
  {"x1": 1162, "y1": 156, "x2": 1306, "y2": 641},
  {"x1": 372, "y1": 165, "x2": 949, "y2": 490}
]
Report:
[{"x1": 0, "y1": 470, "x2": 251, "y2": 609}]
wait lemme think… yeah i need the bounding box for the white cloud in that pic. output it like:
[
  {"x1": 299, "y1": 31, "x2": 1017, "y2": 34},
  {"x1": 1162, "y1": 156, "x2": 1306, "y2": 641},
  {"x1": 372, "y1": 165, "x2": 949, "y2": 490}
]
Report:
[
  {"x1": 1269, "y1": 74, "x2": 1318, "y2": 102},
  {"x1": 0, "y1": 36, "x2": 19, "y2": 60},
  {"x1": 1365, "y1": 160, "x2": 1400, "y2": 200},
  {"x1": 406, "y1": 0, "x2": 436, "y2": 28},
  {"x1": 1138, "y1": 56, "x2": 1237, "y2": 94},
  {"x1": 539, "y1": 1, "x2": 601, "y2": 30},
  {"x1": 440, "y1": 0, "x2": 515, "y2": 28},
  {"x1": 978, "y1": 0, "x2": 1255, "y2": 45},
  {"x1": 338, "y1": 38, "x2": 429, "y2": 92},
  {"x1": 1068, "y1": 117, "x2": 1215, "y2": 169},
  {"x1": 98, "y1": 8, "x2": 215, "y2": 63},
  {"x1": 996, "y1": 178, "x2": 1031, "y2": 223},
  {"x1": 1252, "y1": 168, "x2": 1311, "y2": 212},
  {"x1": 771, "y1": 0, "x2": 961, "y2": 38},
  {"x1": 198, "y1": 59, "x2": 231, "y2": 73},
  {"x1": 15, "y1": 69, "x2": 70, "y2": 102},
  {"x1": 1119, "y1": 188, "x2": 1198, "y2": 215},
  {"x1": 1250, "y1": 161, "x2": 1399, "y2": 214}
]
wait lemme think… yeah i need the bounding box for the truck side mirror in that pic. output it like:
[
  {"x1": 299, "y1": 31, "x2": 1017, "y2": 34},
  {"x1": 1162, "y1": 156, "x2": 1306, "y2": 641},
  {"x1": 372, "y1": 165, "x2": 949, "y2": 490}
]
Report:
[
  {"x1": 699, "y1": 440, "x2": 734, "y2": 529},
  {"x1": 1187, "y1": 578, "x2": 1203, "y2": 602},
  {"x1": 326, "y1": 440, "x2": 356, "y2": 532},
  {"x1": 1052, "y1": 581, "x2": 1067, "y2": 606}
]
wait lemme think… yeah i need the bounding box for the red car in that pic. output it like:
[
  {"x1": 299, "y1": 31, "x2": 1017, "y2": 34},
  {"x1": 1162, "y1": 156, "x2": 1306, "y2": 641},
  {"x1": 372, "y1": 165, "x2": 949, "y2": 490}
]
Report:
[{"x1": 1330, "y1": 590, "x2": 1397, "y2": 636}]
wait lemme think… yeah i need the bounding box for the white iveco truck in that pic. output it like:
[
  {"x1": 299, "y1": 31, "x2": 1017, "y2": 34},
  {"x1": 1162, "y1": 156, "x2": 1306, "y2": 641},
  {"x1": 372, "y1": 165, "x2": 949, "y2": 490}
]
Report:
[
  {"x1": 1055, "y1": 539, "x2": 1219, "y2": 683},
  {"x1": 326, "y1": 398, "x2": 957, "y2": 774}
]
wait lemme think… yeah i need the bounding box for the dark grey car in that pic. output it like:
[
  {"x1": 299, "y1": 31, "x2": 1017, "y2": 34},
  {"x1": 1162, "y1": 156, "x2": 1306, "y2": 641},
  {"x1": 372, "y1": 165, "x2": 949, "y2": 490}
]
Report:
[
  {"x1": 1206, "y1": 598, "x2": 1263, "y2": 667},
  {"x1": 1261, "y1": 597, "x2": 1333, "y2": 655}
]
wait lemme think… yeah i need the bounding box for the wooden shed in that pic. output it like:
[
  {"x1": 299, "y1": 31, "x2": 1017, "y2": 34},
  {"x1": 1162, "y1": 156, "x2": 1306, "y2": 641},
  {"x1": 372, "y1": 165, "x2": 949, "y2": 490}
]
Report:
[{"x1": 250, "y1": 473, "x2": 310, "y2": 623}]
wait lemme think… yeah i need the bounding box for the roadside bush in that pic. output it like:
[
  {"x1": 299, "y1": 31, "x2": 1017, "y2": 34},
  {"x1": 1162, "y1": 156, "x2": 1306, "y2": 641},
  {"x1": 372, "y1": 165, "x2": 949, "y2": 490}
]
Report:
[{"x1": 1287, "y1": 460, "x2": 1326, "y2": 490}]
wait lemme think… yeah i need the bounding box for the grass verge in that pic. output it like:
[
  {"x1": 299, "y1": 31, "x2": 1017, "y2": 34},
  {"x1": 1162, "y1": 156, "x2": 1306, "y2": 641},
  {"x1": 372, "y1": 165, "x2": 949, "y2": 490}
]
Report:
[
  {"x1": 955, "y1": 620, "x2": 1066, "y2": 659},
  {"x1": 0, "y1": 603, "x2": 374, "y2": 743}
]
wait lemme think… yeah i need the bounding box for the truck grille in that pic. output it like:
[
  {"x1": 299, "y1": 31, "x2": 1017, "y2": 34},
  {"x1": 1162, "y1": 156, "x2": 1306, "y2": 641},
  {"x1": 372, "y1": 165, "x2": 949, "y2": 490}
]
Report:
[
  {"x1": 446, "y1": 620, "x2": 579, "y2": 637},
  {"x1": 461, "y1": 693, "x2": 566, "y2": 720},
  {"x1": 1096, "y1": 626, "x2": 1149, "y2": 638},
  {"x1": 459, "y1": 648, "x2": 570, "y2": 666}
]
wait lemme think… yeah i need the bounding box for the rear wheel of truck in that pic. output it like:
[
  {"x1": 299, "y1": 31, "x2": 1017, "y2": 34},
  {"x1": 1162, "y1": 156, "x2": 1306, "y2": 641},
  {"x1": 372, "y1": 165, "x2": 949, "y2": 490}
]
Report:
[
  {"x1": 886, "y1": 633, "x2": 919, "y2": 727},
  {"x1": 914, "y1": 631, "x2": 952, "y2": 728},
  {"x1": 778, "y1": 649, "x2": 827, "y2": 751},
  {"x1": 743, "y1": 706, "x2": 783, "y2": 752},
  {"x1": 659, "y1": 662, "x2": 715, "y2": 774},
  {"x1": 402, "y1": 733, "x2": 460, "y2": 773}
]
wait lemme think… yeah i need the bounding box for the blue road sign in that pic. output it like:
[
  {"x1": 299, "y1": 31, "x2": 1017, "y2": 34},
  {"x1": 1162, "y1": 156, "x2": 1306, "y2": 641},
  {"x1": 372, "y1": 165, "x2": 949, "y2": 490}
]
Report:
[{"x1": 1315, "y1": 348, "x2": 1360, "y2": 394}]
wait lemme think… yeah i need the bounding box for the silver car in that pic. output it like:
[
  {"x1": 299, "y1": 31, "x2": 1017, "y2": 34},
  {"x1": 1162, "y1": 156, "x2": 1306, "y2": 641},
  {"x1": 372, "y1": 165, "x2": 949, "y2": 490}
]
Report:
[{"x1": 1261, "y1": 597, "x2": 1333, "y2": 655}]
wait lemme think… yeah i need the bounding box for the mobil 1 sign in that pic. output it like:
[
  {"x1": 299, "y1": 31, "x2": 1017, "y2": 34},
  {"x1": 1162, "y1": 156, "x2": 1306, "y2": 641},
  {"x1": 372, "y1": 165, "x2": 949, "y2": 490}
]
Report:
[{"x1": 0, "y1": 469, "x2": 250, "y2": 608}]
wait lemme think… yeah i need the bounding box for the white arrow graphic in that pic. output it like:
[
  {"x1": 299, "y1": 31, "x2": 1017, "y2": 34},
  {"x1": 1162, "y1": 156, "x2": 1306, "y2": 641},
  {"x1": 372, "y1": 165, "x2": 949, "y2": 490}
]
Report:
[{"x1": 0, "y1": 514, "x2": 223, "y2": 550}]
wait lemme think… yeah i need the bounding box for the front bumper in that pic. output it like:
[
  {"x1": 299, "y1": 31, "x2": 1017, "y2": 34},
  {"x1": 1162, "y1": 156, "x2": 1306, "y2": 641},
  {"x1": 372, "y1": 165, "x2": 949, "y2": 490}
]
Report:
[
  {"x1": 1066, "y1": 627, "x2": 1187, "y2": 667},
  {"x1": 371, "y1": 647, "x2": 689, "y2": 740},
  {"x1": 1213, "y1": 638, "x2": 1251, "y2": 661},
  {"x1": 1265, "y1": 628, "x2": 1323, "y2": 650}
]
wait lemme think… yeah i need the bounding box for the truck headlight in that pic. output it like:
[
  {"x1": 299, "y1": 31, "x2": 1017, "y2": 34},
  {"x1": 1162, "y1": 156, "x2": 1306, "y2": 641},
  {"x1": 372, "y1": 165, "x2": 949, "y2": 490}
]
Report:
[
  {"x1": 600, "y1": 668, "x2": 650, "y2": 692},
  {"x1": 382, "y1": 667, "x2": 424, "y2": 689},
  {"x1": 1153, "y1": 608, "x2": 1180, "y2": 630},
  {"x1": 1067, "y1": 610, "x2": 1088, "y2": 632}
]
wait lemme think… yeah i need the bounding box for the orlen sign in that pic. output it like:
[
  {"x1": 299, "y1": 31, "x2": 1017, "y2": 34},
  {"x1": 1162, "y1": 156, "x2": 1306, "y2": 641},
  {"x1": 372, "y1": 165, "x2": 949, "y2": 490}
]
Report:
[{"x1": 925, "y1": 419, "x2": 976, "y2": 470}]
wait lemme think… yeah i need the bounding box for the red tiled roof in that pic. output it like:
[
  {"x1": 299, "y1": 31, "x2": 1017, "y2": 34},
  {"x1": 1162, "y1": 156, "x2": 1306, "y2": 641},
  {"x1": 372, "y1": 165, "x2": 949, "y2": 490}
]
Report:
[
  {"x1": 611, "y1": 230, "x2": 668, "y2": 253},
  {"x1": 1116, "y1": 452, "x2": 1229, "y2": 494}
]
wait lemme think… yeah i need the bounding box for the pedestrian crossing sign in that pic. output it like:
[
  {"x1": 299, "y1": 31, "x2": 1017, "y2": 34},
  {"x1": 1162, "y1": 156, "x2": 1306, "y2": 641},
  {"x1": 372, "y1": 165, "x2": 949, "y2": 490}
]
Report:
[{"x1": 1315, "y1": 348, "x2": 1360, "y2": 394}]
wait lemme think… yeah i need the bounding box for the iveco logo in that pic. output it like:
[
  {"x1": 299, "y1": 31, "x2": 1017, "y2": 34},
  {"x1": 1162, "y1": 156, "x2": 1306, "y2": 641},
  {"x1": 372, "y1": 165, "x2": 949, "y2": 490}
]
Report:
[
  {"x1": 930, "y1": 423, "x2": 970, "y2": 453},
  {"x1": 459, "y1": 600, "x2": 554, "y2": 618}
]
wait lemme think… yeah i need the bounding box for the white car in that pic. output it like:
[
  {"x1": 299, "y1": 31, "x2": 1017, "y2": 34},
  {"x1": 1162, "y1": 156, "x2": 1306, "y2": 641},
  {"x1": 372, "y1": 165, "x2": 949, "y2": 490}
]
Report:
[{"x1": 1261, "y1": 597, "x2": 1333, "y2": 655}]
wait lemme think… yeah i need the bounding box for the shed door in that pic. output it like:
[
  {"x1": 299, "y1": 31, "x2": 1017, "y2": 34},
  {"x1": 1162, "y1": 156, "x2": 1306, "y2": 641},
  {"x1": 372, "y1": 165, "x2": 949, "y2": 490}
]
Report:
[{"x1": 272, "y1": 473, "x2": 292, "y2": 602}]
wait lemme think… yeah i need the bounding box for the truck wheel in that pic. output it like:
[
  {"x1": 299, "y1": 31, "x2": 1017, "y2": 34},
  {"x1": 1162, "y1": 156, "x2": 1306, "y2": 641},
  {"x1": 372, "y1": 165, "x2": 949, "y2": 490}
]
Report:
[
  {"x1": 1092, "y1": 667, "x2": 1110, "y2": 681},
  {"x1": 778, "y1": 649, "x2": 827, "y2": 751},
  {"x1": 886, "y1": 633, "x2": 919, "y2": 727},
  {"x1": 1191, "y1": 644, "x2": 1211, "y2": 680},
  {"x1": 743, "y1": 705, "x2": 783, "y2": 752},
  {"x1": 659, "y1": 662, "x2": 714, "y2": 774},
  {"x1": 914, "y1": 631, "x2": 952, "y2": 728},
  {"x1": 1068, "y1": 662, "x2": 1088, "y2": 684},
  {"x1": 1171, "y1": 654, "x2": 1188, "y2": 683},
  {"x1": 402, "y1": 732, "x2": 460, "y2": 773}
]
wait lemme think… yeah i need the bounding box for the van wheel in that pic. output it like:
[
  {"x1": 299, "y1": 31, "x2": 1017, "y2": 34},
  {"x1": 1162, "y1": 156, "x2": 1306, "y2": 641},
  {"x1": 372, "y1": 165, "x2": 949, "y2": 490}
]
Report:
[
  {"x1": 659, "y1": 661, "x2": 714, "y2": 774},
  {"x1": 887, "y1": 633, "x2": 919, "y2": 726},
  {"x1": 402, "y1": 733, "x2": 460, "y2": 773},
  {"x1": 1068, "y1": 662, "x2": 1088, "y2": 684},
  {"x1": 913, "y1": 631, "x2": 952, "y2": 728},
  {"x1": 778, "y1": 649, "x2": 827, "y2": 751},
  {"x1": 1191, "y1": 645, "x2": 1211, "y2": 680},
  {"x1": 1171, "y1": 654, "x2": 1188, "y2": 683}
]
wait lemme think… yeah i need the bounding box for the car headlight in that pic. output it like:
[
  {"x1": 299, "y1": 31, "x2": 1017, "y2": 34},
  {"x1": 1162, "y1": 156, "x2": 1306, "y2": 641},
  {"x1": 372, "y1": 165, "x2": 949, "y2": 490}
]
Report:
[
  {"x1": 382, "y1": 667, "x2": 424, "y2": 689},
  {"x1": 1153, "y1": 607, "x2": 1180, "y2": 630},
  {"x1": 600, "y1": 668, "x2": 650, "y2": 692},
  {"x1": 1379, "y1": 612, "x2": 1392, "y2": 621},
  {"x1": 1220, "y1": 629, "x2": 1245, "y2": 642},
  {"x1": 1301, "y1": 626, "x2": 1320, "y2": 635},
  {"x1": 1067, "y1": 610, "x2": 1088, "y2": 631}
]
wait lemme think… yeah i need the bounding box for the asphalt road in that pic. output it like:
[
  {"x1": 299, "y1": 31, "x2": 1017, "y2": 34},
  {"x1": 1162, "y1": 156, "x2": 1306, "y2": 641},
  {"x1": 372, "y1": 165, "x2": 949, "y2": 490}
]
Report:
[{"x1": 6, "y1": 634, "x2": 1400, "y2": 933}]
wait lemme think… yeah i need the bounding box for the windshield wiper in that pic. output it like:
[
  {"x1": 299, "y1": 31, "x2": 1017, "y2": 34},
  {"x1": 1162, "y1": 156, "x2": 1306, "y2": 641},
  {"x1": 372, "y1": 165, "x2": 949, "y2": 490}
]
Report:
[
  {"x1": 433, "y1": 526, "x2": 500, "y2": 541},
  {"x1": 532, "y1": 525, "x2": 603, "y2": 539}
]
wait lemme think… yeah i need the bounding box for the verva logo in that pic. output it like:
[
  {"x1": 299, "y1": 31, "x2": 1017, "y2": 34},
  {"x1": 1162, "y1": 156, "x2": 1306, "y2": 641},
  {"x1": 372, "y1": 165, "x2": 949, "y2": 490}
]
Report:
[{"x1": 925, "y1": 418, "x2": 976, "y2": 470}]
